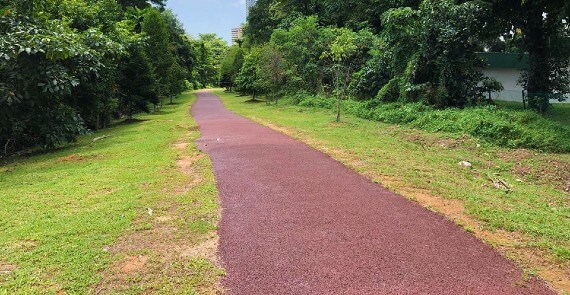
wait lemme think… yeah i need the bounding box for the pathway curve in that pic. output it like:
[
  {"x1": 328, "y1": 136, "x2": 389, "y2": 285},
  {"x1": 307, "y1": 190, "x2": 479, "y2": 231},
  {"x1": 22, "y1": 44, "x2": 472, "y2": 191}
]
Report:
[{"x1": 191, "y1": 90, "x2": 553, "y2": 295}]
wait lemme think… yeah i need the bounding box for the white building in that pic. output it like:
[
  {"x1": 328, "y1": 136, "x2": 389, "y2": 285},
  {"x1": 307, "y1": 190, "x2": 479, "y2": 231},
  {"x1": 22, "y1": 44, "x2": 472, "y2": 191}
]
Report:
[
  {"x1": 231, "y1": 26, "x2": 243, "y2": 44},
  {"x1": 480, "y1": 52, "x2": 569, "y2": 103},
  {"x1": 246, "y1": 0, "x2": 257, "y2": 17}
]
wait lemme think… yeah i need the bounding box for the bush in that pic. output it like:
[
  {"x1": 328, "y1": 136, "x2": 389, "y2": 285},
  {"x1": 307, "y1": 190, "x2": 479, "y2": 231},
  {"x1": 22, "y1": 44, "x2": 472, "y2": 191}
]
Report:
[
  {"x1": 376, "y1": 77, "x2": 401, "y2": 103},
  {"x1": 185, "y1": 80, "x2": 195, "y2": 90},
  {"x1": 298, "y1": 95, "x2": 336, "y2": 109},
  {"x1": 292, "y1": 96, "x2": 570, "y2": 152}
]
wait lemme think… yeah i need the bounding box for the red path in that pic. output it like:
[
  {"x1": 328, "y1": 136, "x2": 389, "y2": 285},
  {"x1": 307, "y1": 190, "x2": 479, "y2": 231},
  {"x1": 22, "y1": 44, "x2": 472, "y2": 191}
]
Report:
[{"x1": 191, "y1": 91, "x2": 554, "y2": 295}]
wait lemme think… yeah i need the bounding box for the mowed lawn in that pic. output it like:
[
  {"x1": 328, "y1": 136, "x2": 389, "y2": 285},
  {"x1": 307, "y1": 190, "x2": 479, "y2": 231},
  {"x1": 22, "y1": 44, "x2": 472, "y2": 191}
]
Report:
[
  {"x1": 215, "y1": 90, "x2": 569, "y2": 292},
  {"x1": 0, "y1": 92, "x2": 222, "y2": 294}
]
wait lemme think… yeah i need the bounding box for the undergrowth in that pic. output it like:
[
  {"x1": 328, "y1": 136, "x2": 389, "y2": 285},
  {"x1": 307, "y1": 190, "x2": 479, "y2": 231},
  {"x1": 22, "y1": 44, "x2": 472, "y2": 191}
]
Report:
[{"x1": 294, "y1": 94, "x2": 570, "y2": 152}]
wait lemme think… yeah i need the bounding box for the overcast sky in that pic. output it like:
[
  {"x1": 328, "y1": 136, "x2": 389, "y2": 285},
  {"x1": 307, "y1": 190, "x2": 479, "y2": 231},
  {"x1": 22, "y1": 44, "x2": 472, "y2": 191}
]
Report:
[{"x1": 166, "y1": 0, "x2": 247, "y2": 44}]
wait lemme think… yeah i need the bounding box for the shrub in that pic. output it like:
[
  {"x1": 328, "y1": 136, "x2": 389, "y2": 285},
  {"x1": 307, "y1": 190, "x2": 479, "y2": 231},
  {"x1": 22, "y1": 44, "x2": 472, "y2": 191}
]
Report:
[
  {"x1": 298, "y1": 95, "x2": 336, "y2": 109},
  {"x1": 376, "y1": 77, "x2": 401, "y2": 103},
  {"x1": 292, "y1": 95, "x2": 570, "y2": 152}
]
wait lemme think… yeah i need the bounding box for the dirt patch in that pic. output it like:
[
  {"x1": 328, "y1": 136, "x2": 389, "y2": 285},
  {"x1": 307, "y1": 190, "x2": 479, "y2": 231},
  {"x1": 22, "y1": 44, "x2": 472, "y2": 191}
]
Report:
[
  {"x1": 498, "y1": 148, "x2": 534, "y2": 163},
  {"x1": 119, "y1": 256, "x2": 148, "y2": 274},
  {"x1": 93, "y1": 133, "x2": 222, "y2": 294},
  {"x1": 180, "y1": 237, "x2": 219, "y2": 261},
  {"x1": 173, "y1": 142, "x2": 189, "y2": 151},
  {"x1": 506, "y1": 151, "x2": 570, "y2": 194},
  {"x1": 11, "y1": 240, "x2": 37, "y2": 250},
  {"x1": 172, "y1": 139, "x2": 207, "y2": 192},
  {"x1": 0, "y1": 263, "x2": 17, "y2": 275},
  {"x1": 177, "y1": 154, "x2": 205, "y2": 187},
  {"x1": 58, "y1": 154, "x2": 100, "y2": 163},
  {"x1": 405, "y1": 133, "x2": 471, "y2": 150}
]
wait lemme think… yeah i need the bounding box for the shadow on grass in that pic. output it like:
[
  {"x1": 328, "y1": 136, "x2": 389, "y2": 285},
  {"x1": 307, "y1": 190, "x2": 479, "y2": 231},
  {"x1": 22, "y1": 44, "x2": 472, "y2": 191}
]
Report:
[
  {"x1": 1, "y1": 143, "x2": 81, "y2": 165},
  {"x1": 244, "y1": 99, "x2": 266, "y2": 104},
  {"x1": 122, "y1": 118, "x2": 149, "y2": 125}
]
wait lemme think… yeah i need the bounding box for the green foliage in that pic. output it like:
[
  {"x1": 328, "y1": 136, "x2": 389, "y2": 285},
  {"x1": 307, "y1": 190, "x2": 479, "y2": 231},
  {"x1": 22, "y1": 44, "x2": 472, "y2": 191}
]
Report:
[
  {"x1": 381, "y1": 0, "x2": 491, "y2": 108},
  {"x1": 192, "y1": 34, "x2": 229, "y2": 87},
  {"x1": 268, "y1": 16, "x2": 376, "y2": 96},
  {"x1": 293, "y1": 95, "x2": 570, "y2": 152},
  {"x1": 376, "y1": 77, "x2": 402, "y2": 103},
  {"x1": 117, "y1": 46, "x2": 158, "y2": 117},
  {"x1": 270, "y1": 16, "x2": 330, "y2": 92},
  {"x1": 0, "y1": 5, "x2": 107, "y2": 150},
  {"x1": 0, "y1": 0, "x2": 211, "y2": 153},
  {"x1": 241, "y1": 0, "x2": 569, "y2": 118},
  {"x1": 234, "y1": 46, "x2": 265, "y2": 98},
  {"x1": 490, "y1": 0, "x2": 570, "y2": 113},
  {"x1": 220, "y1": 46, "x2": 245, "y2": 91},
  {"x1": 142, "y1": 8, "x2": 175, "y2": 97}
]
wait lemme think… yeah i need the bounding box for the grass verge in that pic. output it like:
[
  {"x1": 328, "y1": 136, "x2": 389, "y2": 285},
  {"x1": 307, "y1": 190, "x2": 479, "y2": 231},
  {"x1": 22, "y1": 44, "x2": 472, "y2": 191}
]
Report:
[
  {"x1": 215, "y1": 89, "x2": 569, "y2": 294},
  {"x1": 0, "y1": 92, "x2": 223, "y2": 294},
  {"x1": 293, "y1": 94, "x2": 570, "y2": 152}
]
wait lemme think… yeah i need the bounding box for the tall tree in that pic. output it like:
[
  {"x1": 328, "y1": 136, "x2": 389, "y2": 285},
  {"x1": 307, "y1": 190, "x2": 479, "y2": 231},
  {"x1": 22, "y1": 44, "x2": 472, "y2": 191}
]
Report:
[
  {"x1": 220, "y1": 46, "x2": 245, "y2": 91},
  {"x1": 117, "y1": 46, "x2": 158, "y2": 118},
  {"x1": 489, "y1": 0, "x2": 570, "y2": 112},
  {"x1": 379, "y1": 0, "x2": 491, "y2": 107},
  {"x1": 142, "y1": 8, "x2": 175, "y2": 99}
]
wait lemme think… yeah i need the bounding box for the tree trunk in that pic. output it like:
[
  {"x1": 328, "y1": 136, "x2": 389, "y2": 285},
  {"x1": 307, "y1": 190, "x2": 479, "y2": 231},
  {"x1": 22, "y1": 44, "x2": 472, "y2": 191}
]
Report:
[
  {"x1": 525, "y1": 5, "x2": 550, "y2": 113},
  {"x1": 335, "y1": 67, "x2": 341, "y2": 123}
]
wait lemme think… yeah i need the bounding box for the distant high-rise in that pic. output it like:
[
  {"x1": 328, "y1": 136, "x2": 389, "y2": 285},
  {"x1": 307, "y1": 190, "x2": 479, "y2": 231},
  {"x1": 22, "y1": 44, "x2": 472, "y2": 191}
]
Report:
[
  {"x1": 231, "y1": 26, "x2": 244, "y2": 45},
  {"x1": 246, "y1": 0, "x2": 257, "y2": 17}
]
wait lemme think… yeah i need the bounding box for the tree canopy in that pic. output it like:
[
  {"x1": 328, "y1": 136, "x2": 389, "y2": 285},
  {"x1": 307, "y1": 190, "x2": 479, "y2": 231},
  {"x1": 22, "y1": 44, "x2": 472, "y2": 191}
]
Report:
[
  {"x1": 0, "y1": 0, "x2": 226, "y2": 154},
  {"x1": 232, "y1": 0, "x2": 569, "y2": 114}
]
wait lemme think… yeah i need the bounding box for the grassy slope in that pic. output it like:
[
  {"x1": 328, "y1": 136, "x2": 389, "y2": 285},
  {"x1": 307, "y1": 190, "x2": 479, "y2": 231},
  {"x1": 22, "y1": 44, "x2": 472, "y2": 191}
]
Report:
[
  {"x1": 496, "y1": 100, "x2": 570, "y2": 126},
  {"x1": 0, "y1": 92, "x2": 222, "y2": 294},
  {"x1": 215, "y1": 90, "x2": 569, "y2": 293}
]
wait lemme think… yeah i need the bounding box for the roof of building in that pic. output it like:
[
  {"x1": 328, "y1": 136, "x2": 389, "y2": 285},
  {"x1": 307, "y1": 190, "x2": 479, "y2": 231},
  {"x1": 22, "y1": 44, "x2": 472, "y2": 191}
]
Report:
[{"x1": 478, "y1": 52, "x2": 530, "y2": 69}]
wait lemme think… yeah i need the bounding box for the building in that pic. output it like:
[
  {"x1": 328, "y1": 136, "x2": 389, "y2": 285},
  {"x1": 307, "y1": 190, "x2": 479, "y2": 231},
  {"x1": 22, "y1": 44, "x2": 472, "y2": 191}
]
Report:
[
  {"x1": 479, "y1": 52, "x2": 569, "y2": 103},
  {"x1": 246, "y1": 0, "x2": 257, "y2": 17},
  {"x1": 479, "y1": 52, "x2": 529, "y2": 102},
  {"x1": 231, "y1": 26, "x2": 243, "y2": 45}
]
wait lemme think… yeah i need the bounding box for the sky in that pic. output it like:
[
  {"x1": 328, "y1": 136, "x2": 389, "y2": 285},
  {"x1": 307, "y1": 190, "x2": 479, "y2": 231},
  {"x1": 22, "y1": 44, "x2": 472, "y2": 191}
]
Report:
[{"x1": 165, "y1": 0, "x2": 247, "y2": 44}]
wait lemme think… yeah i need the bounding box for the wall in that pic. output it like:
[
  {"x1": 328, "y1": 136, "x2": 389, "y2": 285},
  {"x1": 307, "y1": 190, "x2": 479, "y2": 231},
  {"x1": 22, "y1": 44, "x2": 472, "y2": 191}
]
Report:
[{"x1": 483, "y1": 68, "x2": 569, "y2": 103}]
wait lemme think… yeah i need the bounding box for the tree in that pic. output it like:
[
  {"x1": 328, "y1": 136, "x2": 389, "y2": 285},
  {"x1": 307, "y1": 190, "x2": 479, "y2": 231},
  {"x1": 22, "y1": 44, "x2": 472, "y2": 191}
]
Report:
[
  {"x1": 142, "y1": 8, "x2": 174, "y2": 99},
  {"x1": 379, "y1": 0, "x2": 491, "y2": 108},
  {"x1": 0, "y1": 4, "x2": 111, "y2": 151},
  {"x1": 220, "y1": 46, "x2": 245, "y2": 91},
  {"x1": 321, "y1": 28, "x2": 358, "y2": 122},
  {"x1": 270, "y1": 16, "x2": 333, "y2": 93},
  {"x1": 117, "y1": 46, "x2": 158, "y2": 118},
  {"x1": 0, "y1": 0, "x2": 202, "y2": 154},
  {"x1": 192, "y1": 34, "x2": 229, "y2": 87},
  {"x1": 117, "y1": 0, "x2": 165, "y2": 9},
  {"x1": 235, "y1": 47, "x2": 265, "y2": 99},
  {"x1": 489, "y1": 0, "x2": 570, "y2": 112},
  {"x1": 258, "y1": 44, "x2": 287, "y2": 104}
]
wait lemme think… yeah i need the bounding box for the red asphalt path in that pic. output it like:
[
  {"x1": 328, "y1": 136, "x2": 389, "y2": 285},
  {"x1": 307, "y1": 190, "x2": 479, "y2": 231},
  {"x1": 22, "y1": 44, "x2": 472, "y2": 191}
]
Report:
[{"x1": 191, "y1": 91, "x2": 554, "y2": 295}]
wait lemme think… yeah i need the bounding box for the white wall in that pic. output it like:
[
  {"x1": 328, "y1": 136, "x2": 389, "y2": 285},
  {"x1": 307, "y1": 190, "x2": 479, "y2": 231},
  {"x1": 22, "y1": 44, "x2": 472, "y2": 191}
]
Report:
[
  {"x1": 483, "y1": 68, "x2": 569, "y2": 103},
  {"x1": 483, "y1": 68, "x2": 524, "y2": 102}
]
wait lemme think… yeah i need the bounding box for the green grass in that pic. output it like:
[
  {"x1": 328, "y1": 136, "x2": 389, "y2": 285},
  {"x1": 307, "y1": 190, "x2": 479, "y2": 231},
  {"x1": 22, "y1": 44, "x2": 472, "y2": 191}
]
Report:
[
  {"x1": 215, "y1": 90, "x2": 569, "y2": 267},
  {"x1": 496, "y1": 100, "x2": 570, "y2": 126},
  {"x1": 291, "y1": 95, "x2": 570, "y2": 152},
  {"x1": 0, "y1": 92, "x2": 221, "y2": 294}
]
